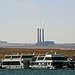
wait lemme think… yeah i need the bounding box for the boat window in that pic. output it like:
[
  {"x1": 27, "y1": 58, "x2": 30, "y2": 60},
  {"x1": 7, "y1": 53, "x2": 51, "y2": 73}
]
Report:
[
  {"x1": 21, "y1": 61, "x2": 23, "y2": 63},
  {"x1": 5, "y1": 56, "x2": 11, "y2": 59},
  {"x1": 45, "y1": 57, "x2": 52, "y2": 60},
  {"x1": 44, "y1": 63, "x2": 47, "y2": 66},
  {"x1": 12, "y1": 56, "x2": 20, "y2": 58},
  {"x1": 32, "y1": 57, "x2": 37, "y2": 61},
  {"x1": 45, "y1": 57, "x2": 67, "y2": 60},
  {"x1": 48, "y1": 63, "x2": 50, "y2": 65},
  {"x1": 22, "y1": 56, "x2": 33, "y2": 58},
  {"x1": 3, "y1": 61, "x2": 20, "y2": 65},
  {"x1": 35, "y1": 63, "x2": 39, "y2": 65},
  {"x1": 52, "y1": 57, "x2": 61, "y2": 60},
  {"x1": 62, "y1": 57, "x2": 67, "y2": 60},
  {"x1": 52, "y1": 57, "x2": 67, "y2": 60},
  {"x1": 52, "y1": 62, "x2": 63, "y2": 65},
  {"x1": 38, "y1": 57, "x2": 44, "y2": 60}
]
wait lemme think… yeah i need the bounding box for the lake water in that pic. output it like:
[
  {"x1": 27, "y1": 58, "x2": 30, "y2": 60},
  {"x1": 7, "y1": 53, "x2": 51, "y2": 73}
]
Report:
[{"x1": 0, "y1": 69, "x2": 75, "y2": 75}]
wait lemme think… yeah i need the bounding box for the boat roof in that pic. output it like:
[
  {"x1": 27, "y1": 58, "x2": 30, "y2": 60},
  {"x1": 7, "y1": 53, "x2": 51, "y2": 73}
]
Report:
[{"x1": 5, "y1": 54, "x2": 34, "y2": 56}]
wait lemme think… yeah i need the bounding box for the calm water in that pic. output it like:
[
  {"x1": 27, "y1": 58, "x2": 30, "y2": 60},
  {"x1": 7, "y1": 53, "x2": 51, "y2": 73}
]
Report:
[{"x1": 0, "y1": 69, "x2": 75, "y2": 75}]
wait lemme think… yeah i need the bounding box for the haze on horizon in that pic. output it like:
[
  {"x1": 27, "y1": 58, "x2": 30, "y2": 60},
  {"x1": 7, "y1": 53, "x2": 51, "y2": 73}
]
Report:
[{"x1": 0, "y1": 0, "x2": 75, "y2": 43}]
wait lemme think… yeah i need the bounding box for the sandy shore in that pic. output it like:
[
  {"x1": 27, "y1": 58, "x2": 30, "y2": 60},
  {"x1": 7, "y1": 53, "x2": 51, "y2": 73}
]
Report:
[{"x1": 0, "y1": 48, "x2": 75, "y2": 59}]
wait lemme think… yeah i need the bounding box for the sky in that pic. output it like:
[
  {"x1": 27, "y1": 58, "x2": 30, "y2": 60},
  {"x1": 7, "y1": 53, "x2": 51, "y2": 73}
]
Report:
[{"x1": 0, "y1": 0, "x2": 75, "y2": 43}]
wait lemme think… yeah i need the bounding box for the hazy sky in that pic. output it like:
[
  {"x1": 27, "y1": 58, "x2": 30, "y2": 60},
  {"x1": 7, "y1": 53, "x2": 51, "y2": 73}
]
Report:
[{"x1": 0, "y1": 0, "x2": 75, "y2": 43}]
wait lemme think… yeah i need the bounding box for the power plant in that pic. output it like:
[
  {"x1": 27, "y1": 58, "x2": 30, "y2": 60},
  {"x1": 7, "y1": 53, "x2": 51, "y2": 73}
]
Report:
[
  {"x1": 36, "y1": 24, "x2": 55, "y2": 46},
  {"x1": 37, "y1": 27, "x2": 44, "y2": 43}
]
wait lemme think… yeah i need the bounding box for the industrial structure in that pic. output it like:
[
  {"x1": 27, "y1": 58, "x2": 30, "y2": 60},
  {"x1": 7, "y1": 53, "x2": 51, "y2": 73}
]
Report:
[{"x1": 36, "y1": 24, "x2": 55, "y2": 46}]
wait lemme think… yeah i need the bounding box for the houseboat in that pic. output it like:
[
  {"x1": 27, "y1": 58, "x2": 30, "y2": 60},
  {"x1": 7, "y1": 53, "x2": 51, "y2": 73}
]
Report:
[
  {"x1": 30, "y1": 52, "x2": 67, "y2": 69},
  {"x1": 2, "y1": 53, "x2": 34, "y2": 69}
]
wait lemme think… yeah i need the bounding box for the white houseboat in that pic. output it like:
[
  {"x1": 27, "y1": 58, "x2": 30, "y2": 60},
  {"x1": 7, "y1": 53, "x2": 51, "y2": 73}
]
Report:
[
  {"x1": 2, "y1": 54, "x2": 34, "y2": 69},
  {"x1": 30, "y1": 52, "x2": 67, "y2": 69}
]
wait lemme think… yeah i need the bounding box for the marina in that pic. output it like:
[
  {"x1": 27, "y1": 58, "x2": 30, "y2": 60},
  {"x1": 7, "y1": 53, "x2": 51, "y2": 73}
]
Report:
[{"x1": 0, "y1": 52, "x2": 75, "y2": 70}]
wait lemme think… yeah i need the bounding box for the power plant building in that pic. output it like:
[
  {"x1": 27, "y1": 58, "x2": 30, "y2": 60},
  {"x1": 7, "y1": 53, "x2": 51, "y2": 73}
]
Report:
[{"x1": 36, "y1": 24, "x2": 55, "y2": 46}]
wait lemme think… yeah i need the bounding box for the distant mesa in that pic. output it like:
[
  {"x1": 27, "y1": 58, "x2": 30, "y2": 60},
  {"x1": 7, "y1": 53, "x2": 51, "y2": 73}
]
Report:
[{"x1": 0, "y1": 40, "x2": 8, "y2": 44}]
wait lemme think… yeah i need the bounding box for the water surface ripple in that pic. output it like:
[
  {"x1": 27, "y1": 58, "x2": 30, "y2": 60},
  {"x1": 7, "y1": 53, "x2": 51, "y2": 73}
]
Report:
[{"x1": 0, "y1": 69, "x2": 75, "y2": 75}]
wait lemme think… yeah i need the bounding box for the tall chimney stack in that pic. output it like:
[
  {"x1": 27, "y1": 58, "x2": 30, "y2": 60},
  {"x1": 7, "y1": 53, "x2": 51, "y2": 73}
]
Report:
[
  {"x1": 37, "y1": 28, "x2": 39, "y2": 42},
  {"x1": 42, "y1": 24, "x2": 44, "y2": 42},
  {"x1": 39, "y1": 28, "x2": 41, "y2": 42}
]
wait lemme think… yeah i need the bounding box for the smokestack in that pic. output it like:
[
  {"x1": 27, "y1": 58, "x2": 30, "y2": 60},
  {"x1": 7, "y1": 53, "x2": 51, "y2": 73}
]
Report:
[
  {"x1": 39, "y1": 28, "x2": 41, "y2": 42},
  {"x1": 37, "y1": 28, "x2": 39, "y2": 42},
  {"x1": 42, "y1": 24, "x2": 44, "y2": 42},
  {"x1": 42, "y1": 28, "x2": 44, "y2": 42}
]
